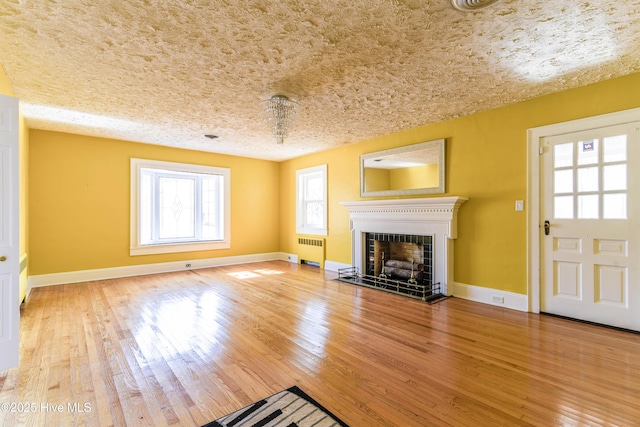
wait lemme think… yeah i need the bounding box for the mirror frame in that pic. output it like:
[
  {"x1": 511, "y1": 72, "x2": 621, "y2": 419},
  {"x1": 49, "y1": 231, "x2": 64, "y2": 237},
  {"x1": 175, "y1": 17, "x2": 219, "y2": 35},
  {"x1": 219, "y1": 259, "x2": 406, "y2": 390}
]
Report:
[{"x1": 360, "y1": 138, "x2": 445, "y2": 197}]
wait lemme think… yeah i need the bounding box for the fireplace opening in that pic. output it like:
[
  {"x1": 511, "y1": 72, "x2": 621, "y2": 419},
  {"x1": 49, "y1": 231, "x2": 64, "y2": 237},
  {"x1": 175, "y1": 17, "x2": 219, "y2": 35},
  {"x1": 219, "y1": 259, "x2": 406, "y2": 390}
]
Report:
[
  {"x1": 337, "y1": 232, "x2": 441, "y2": 302},
  {"x1": 366, "y1": 233, "x2": 433, "y2": 285},
  {"x1": 366, "y1": 233, "x2": 432, "y2": 282}
]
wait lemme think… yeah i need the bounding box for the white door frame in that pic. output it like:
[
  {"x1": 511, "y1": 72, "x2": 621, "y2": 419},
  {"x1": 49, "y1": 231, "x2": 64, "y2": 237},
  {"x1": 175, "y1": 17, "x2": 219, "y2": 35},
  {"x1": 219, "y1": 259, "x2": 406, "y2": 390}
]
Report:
[{"x1": 527, "y1": 107, "x2": 640, "y2": 313}]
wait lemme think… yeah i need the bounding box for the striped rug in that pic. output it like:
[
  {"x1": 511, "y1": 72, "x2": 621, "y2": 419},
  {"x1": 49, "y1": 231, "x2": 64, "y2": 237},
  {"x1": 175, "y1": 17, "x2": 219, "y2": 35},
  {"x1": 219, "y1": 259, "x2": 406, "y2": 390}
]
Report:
[{"x1": 204, "y1": 386, "x2": 349, "y2": 427}]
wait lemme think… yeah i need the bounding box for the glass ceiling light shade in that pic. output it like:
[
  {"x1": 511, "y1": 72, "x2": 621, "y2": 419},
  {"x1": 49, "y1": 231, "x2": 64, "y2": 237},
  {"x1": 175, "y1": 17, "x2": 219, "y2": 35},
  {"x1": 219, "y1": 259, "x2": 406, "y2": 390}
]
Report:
[
  {"x1": 260, "y1": 95, "x2": 299, "y2": 144},
  {"x1": 450, "y1": 0, "x2": 499, "y2": 11}
]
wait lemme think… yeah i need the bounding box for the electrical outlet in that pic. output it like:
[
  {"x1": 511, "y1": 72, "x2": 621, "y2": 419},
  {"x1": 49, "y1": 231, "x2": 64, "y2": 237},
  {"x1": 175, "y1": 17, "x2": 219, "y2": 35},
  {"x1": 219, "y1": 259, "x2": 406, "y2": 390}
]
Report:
[
  {"x1": 185, "y1": 263, "x2": 192, "y2": 268},
  {"x1": 491, "y1": 295, "x2": 504, "y2": 304}
]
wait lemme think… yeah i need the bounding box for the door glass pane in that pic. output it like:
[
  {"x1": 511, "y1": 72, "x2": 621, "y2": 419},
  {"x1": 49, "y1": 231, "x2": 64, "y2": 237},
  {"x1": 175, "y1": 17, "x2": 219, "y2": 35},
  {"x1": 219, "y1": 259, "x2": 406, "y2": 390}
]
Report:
[
  {"x1": 603, "y1": 164, "x2": 627, "y2": 191},
  {"x1": 577, "y1": 139, "x2": 598, "y2": 165},
  {"x1": 603, "y1": 194, "x2": 627, "y2": 219},
  {"x1": 577, "y1": 194, "x2": 599, "y2": 219},
  {"x1": 603, "y1": 135, "x2": 627, "y2": 162},
  {"x1": 577, "y1": 167, "x2": 598, "y2": 192},
  {"x1": 554, "y1": 170, "x2": 573, "y2": 194},
  {"x1": 554, "y1": 143, "x2": 573, "y2": 168},
  {"x1": 554, "y1": 196, "x2": 573, "y2": 219}
]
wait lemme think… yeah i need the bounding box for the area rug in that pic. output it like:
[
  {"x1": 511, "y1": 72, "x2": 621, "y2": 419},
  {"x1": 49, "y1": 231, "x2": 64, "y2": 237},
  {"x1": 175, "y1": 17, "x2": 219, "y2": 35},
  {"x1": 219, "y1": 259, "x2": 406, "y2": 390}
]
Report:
[{"x1": 203, "y1": 385, "x2": 349, "y2": 427}]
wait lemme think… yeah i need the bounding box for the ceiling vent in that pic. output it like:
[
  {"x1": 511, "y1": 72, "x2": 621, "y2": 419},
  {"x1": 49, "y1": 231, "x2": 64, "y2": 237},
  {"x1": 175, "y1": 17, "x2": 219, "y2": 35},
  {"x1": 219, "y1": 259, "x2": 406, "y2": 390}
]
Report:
[{"x1": 450, "y1": 0, "x2": 500, "y2": 11}]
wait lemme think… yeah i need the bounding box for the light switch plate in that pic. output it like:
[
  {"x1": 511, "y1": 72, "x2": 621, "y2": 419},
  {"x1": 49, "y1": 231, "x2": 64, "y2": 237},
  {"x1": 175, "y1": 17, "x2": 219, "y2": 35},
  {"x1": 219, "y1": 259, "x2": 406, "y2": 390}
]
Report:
[{"x1": 515, "y1": 200, "x2": 524, "y2": 211}]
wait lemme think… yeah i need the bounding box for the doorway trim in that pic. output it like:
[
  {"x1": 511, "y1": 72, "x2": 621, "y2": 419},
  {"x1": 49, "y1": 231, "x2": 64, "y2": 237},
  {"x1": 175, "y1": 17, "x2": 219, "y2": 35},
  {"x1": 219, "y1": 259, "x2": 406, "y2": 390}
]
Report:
[{"x1": 527, "y1": 107, "x2": 640, "y2": 313}]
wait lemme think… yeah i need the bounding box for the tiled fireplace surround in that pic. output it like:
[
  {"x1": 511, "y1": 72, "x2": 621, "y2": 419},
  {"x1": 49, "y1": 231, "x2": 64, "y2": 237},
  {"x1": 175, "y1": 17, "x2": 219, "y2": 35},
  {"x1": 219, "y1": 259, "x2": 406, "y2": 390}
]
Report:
[{"x1": 340, "y1": 197, "x2": 468, "y2": 295}]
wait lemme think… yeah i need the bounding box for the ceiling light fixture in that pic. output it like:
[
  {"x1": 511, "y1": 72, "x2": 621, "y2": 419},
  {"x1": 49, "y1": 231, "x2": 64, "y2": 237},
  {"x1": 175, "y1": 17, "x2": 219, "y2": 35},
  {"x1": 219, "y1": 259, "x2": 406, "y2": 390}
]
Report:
[
  {"x1": 450, "y1": 0, "x2": 500, "y2": 11},
  {"x1": 260, "y1": 95, "x2": 299, "y2": 144}
]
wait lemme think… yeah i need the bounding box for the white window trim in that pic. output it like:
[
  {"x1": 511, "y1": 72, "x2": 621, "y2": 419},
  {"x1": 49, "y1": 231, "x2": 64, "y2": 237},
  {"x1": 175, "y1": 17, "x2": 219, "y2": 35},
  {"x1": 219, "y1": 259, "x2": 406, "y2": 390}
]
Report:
[
  {"x1": 130, "y1": 158, "x2": 231, "y2": 256},
  {"x1": 296, "y1": 164, "x2": 328, "y2": 236}
]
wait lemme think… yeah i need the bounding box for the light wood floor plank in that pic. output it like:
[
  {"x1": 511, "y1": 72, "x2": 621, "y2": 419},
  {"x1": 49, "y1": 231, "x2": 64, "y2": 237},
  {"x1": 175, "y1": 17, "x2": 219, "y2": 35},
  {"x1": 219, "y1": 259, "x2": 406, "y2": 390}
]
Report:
[{"x1": 1, "y1": 261, "x2": 640, "y2": 426}]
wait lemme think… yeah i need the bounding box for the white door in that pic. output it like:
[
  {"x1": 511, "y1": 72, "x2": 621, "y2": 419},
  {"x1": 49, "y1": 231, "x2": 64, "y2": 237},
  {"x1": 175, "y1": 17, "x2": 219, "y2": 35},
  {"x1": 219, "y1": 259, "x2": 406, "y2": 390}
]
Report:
[
  {"x1": 0, "y1": 94, "x2": 20, "y2": 371},
  {"x1": 541, "y1": 122, "x2": 640, "y2": 330}
]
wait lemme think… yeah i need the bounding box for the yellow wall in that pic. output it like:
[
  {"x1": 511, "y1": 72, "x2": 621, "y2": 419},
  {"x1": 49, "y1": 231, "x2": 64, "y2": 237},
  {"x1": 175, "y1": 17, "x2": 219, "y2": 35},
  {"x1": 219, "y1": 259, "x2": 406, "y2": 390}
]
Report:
[
  {"x1": 280, "y1": 72, "x2": 640, "y2": 295},
  {"x1": 362, "y1": 167, "x2": 390, "y2": 192},
  {"x1": 0, "y1": 65, "x2": 29, "y2": 302},
  {"x1": 29, "y1": 131, "x2": 280, "y2": 275},
  {"x1": 364, "y1": 164, "x2": 438, "y2": 192},
  {"x1": 0, "y1": 66, "x2": 15, "y2": 96},
  {"x1": 389, "y1": 164, "x2": 438, "y2": 190}
]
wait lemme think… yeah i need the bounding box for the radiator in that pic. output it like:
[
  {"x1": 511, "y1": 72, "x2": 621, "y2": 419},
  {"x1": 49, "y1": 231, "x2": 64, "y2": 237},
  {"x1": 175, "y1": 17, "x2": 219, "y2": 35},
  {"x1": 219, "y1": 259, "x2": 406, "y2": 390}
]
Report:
[{"x1": 297, "y1": 237, "x2": 325, "y2": 268}]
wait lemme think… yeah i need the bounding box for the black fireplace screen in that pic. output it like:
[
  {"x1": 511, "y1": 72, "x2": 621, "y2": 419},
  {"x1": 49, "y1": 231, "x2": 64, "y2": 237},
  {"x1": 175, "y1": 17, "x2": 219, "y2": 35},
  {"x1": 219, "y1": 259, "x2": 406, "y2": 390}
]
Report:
[{"x1": 365, "y1": 233, "x2": 433, "y2": 284}]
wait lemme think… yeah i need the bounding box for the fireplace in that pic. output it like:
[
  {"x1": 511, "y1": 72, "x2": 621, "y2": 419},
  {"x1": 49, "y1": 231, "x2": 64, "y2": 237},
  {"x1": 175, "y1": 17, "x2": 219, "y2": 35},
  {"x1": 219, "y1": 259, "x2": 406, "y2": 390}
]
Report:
[{"x1": 340, "y1": 197, "x2": 467, "y2": 298}]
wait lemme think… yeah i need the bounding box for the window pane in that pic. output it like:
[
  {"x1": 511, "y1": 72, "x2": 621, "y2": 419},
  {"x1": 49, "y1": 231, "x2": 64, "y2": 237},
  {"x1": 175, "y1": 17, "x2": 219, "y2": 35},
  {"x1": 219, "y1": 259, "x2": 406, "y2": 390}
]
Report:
[
  {"x1": 603, "y1": 135, "x2": 627, "y2": 163},
  {"x1": 554, "y1": 196, "x2": 573, "y2": 219},
  {"x1": 305, "y1": 202, "x2": 323, "y2": 226},
  {"x1": 577, "y1": 194, "x2": 599, "y2": 219},
  {"x1": 202, "y1": 176, "x2": 222, "y2": 240},
  {"x1": 603, "y1": 164, "x2": 626, "y2": 191},
  {"x1": 554, "y1": 143, "x2": 573, "y2": 168},
  {"x1": 159, "y1": 177, "x2": 195, "y2": 239},
  {"x1": 140, "y1": 172, "x2": 152, "y2": 244},
  {"x1": 577, "y1": 139, "x2": 598, "y2": 165},
  {"x1": 306, "y1": 175, "x2": 323, "y2": 200},
  {"x1": 296, "y1": 165, "x2": 327, "y2": 234},
  {"x1": 577, "y1": 167, "x2": 598, "y2": 192},
  {"x1": 554, "y1": 170, "x2": 573, "y2": 194},
  {"x1": 603, "y1": 194, "x2": 627, "y2": 219}
]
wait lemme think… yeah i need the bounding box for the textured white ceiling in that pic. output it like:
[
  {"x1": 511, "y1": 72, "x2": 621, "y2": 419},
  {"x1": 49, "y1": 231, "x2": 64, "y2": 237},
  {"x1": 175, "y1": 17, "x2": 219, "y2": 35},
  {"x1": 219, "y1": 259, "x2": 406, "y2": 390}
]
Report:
[{"x1": 1, "y1": 0, "x2": 639, "y2": 161}]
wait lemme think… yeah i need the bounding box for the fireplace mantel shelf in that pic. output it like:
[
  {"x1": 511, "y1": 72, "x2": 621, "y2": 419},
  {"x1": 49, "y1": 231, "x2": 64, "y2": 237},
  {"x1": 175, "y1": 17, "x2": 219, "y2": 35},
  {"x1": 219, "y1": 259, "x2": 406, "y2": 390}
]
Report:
[
  {"x1": 340, "y1": 196, "x2": 467, "y2": 211},
  {"x1": 340, "y1": 196, "x2": 468, "y2": 239}
]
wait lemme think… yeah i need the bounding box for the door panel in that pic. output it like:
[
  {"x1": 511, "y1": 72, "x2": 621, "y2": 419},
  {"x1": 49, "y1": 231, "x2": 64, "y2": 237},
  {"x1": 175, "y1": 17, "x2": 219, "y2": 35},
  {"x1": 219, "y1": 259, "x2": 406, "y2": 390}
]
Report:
[
  {"x1": 0, "y1": 94, "x2": 19, "y2": 372},
  {"x1": 541, "y1": 122, "x2": 640, "y2": 330}
]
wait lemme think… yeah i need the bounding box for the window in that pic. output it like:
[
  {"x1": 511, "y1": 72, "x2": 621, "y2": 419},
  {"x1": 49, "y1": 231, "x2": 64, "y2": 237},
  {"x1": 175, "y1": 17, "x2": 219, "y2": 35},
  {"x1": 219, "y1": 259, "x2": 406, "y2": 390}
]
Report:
[
  {"x1": 552, "y1": 134, "x2": 628, "y2": 220},
  {"x1": 296, "y1": 164, "x2": 327, "y2": 235},
  {"x1": 131, "y1": 158, "x2": 230, "y2": 255}
]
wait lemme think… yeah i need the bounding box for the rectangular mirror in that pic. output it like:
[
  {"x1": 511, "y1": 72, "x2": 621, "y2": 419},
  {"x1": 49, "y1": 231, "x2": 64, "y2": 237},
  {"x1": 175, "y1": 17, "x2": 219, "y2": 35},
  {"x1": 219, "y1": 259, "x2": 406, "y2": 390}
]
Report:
[{"x1": 360, "y1": 138, "x2": 445, "y2": 197}]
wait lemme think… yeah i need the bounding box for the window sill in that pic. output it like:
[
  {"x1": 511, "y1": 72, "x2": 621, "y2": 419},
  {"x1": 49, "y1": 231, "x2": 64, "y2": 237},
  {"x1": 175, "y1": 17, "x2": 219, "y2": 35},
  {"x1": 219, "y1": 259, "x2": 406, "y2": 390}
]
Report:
[
  {"x1": 296, "y1": 227, "x2": 328, "y2": 236},
  {"x1": 130, "y1": 240, "x2": 230, "y2": 256}
]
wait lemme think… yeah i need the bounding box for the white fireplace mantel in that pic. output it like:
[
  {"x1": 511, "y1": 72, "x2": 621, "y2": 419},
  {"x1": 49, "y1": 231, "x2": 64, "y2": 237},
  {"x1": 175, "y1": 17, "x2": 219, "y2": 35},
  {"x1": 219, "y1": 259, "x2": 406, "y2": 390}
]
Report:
[{"x1": 340, "y1": 196, "x2": 468, "y2": 295}]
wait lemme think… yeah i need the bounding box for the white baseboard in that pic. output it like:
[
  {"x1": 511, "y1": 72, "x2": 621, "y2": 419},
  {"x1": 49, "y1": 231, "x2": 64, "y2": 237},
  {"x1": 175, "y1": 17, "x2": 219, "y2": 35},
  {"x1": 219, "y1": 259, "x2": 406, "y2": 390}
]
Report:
[
  {"x1": 324, "y1": 260, "x2": 351, "y2": 272},
  {"x1": 28, "y1": 257, "x2": 529, "y2": 313},
  {"x1": 452, "y1": 282, "x2": 528, "y2": 312},
  {"x1": 28, "y1": 252, "x2": 285, "y2": 288},
  {"x1": 281, "y1": 253, "x2": 299, "y2": 263},
  {"x1": 280, "y1": 255, "x2": 347, "y2": 273}
]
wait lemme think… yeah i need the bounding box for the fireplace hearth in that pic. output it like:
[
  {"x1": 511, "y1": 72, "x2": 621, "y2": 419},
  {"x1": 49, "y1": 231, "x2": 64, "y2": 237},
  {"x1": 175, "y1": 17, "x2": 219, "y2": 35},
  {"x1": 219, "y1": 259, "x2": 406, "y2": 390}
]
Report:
[{"x1": 337, "y1": 265, "x2": 442, "y2": 302}]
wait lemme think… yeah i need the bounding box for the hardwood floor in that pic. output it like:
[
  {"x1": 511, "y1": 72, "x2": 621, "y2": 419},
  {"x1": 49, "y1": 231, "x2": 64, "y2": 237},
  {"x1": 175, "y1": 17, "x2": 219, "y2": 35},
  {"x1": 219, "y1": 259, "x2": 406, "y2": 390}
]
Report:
[{"x1": 1, "y1": 261, "x2": 639, "y2": 426}]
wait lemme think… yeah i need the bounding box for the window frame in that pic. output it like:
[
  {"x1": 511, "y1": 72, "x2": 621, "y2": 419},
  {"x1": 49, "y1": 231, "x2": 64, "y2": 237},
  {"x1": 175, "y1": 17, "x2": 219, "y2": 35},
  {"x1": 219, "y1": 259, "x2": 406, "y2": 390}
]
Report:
[
  {"x1": 130, "y1": 158, "x2": 231, "y2": 256},
  {"x1": 296, "y1": 164, "x2": 328, "y2": 236}
]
